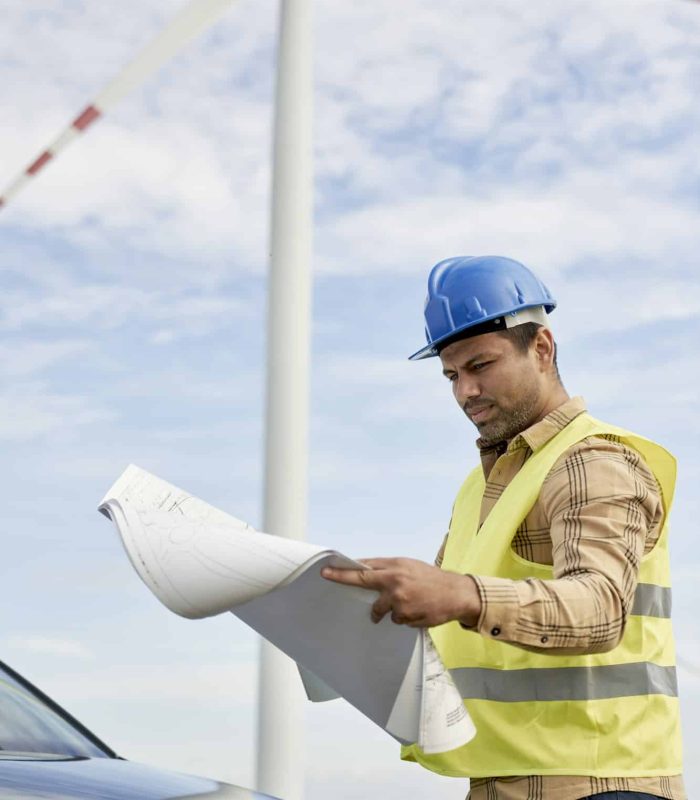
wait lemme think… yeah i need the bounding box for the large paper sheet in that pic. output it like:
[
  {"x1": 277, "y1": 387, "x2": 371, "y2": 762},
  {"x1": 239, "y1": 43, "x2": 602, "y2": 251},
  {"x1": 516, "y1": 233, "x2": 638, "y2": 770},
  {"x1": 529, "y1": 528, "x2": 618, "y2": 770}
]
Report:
[{"x1": 99, "y1": 465, "x2": 475, "y2": 753}]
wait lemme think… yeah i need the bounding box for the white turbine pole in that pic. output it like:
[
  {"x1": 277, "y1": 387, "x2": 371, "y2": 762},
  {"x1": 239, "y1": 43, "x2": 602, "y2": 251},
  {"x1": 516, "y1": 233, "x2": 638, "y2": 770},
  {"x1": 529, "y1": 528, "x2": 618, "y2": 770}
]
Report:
[{"x1": 256, "y1": 0, "x2": 313, "y2": 797}]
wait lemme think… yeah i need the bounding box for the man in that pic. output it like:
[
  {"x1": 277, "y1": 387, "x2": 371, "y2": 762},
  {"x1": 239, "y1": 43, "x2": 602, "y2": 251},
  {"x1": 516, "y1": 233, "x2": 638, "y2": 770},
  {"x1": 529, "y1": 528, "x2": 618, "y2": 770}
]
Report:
[{"x1": 321, "y1": 256, "x2": 684, "y2": 800}]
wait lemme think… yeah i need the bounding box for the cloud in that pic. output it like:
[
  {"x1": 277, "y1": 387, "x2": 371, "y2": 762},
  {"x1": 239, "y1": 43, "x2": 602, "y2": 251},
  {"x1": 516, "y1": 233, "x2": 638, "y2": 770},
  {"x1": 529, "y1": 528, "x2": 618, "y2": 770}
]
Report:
[
  {"x1": 315, "y1": 352, "x2": 451, "y2": 423},
  {"x1": 1, "y1": 284, "x2": 248, "y2": 336},
  {"x1": 6, "y1": 635, "x2": 95, "y2": 660},
  {"x1": 0, "y1": 381, "x2": 117, "y2": 441},
  {"x1": 43, "y1": 661, "x2": 258, "y2": 703},
  {"x1": 311, "y1": 0, "x2": 700, "y2": 291},
  {"x1": 2, "y1": 0, "x2": 698, "y2": 285},
  {"x1": 0, "y1": 0, "x2": 274, "y2": 275},
  {"x1": 0, "y1": 339, "x2": 94, "y2": 377},
  {"x1": 317, "y1": 185, "x2": 700, "y2": 278}
]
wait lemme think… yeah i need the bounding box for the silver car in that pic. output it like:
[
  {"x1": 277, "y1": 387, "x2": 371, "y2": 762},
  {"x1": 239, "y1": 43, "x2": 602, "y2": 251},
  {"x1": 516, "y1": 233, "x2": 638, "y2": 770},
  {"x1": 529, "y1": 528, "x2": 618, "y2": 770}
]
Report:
[{"x1": 0, "y1": 659, "x2": 277, "y2": 800}]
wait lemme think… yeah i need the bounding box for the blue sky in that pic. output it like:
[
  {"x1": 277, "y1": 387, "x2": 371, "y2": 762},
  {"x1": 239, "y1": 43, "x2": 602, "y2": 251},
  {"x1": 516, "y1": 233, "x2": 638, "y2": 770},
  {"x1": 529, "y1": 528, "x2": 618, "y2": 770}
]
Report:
[{"x1": 2, "y1": 0, "x2": 700, "y2": 798}]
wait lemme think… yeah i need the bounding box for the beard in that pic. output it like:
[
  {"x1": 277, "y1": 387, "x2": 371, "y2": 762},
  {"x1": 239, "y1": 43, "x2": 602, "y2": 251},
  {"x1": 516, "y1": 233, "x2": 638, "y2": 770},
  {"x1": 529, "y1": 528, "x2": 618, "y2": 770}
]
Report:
[{"x1": 465, "y1": 385, "x2": 542, "y2": 446}]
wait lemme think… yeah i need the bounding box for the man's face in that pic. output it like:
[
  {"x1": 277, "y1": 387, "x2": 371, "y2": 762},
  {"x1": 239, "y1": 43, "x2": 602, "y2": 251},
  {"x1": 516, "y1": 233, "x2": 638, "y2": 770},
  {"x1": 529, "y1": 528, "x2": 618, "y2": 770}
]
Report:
[{"x1": 438, "y1": 331, "x2": 546, "y2": 446}]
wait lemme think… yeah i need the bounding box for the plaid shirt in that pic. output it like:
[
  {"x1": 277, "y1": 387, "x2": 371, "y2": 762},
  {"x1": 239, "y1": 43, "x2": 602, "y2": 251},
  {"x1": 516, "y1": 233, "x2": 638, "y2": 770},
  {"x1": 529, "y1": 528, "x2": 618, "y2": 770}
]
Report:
[{"x1": 436, "y1": 397, "x2": 685, "y2": 800}]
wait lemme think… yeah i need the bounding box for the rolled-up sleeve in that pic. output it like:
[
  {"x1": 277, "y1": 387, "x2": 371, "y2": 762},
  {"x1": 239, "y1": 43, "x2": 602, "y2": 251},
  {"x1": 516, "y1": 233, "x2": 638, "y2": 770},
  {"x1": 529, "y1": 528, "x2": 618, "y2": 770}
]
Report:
[{"x1": 472, "y1": 438, "x2": 664, "y2": 654}]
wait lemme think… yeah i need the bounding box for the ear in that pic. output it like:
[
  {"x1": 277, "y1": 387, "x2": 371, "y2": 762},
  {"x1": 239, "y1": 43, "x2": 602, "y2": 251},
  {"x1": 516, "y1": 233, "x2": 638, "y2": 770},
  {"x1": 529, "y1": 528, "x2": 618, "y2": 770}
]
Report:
[{"x1": 532, "y1": 327, "x2": 556, "y2": 372}]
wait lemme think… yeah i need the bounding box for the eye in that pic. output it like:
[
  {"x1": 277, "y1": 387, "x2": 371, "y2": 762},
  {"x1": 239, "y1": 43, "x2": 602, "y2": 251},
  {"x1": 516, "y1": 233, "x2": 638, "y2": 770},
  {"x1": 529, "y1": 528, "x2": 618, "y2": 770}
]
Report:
[
  {"x1": 472, "y1": 361, "x2": 490, "y2": 372},
  {"x1": 444, "y1": 373, "x2": 457, "y2": 382}
]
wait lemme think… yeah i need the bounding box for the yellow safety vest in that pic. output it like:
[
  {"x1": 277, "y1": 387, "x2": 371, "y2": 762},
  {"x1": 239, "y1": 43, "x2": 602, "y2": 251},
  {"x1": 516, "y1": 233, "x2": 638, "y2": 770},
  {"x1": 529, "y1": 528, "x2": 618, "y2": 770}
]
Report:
[{"x1": 402, "y1": 412, "x2": 682, "y2": 778}]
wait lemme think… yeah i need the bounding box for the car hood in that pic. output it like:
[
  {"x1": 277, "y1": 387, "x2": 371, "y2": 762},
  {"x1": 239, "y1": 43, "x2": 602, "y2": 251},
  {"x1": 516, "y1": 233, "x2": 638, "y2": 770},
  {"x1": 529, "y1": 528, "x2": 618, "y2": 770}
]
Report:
[{"x1": 0, "y1": 756, "x2": 273, "y2": 800}]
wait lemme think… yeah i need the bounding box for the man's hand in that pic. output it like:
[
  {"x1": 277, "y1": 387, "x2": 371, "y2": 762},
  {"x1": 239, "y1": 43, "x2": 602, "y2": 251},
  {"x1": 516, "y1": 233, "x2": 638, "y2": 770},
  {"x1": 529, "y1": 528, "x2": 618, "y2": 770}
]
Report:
[{"x1": 321, "y1": 557, "x2": 481, "y2": 628}]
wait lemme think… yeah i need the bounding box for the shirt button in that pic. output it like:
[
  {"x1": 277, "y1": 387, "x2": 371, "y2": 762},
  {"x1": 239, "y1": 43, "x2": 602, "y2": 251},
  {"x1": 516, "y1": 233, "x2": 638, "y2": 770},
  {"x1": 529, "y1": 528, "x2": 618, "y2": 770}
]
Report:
[
  {"x1": 491, "y1": 627, "x2": 501, "y2": 636},
  {"x1": 540, "y1": 635, "x2": 549, "y2": 644}
]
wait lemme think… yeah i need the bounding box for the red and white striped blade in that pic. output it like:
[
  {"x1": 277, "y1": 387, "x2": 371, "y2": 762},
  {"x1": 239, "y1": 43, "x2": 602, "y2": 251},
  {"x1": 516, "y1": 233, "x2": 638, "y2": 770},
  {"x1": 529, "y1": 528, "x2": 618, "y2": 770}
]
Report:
[{"x1": 0, "y1": 0, "x2": 238, "y2": 211}]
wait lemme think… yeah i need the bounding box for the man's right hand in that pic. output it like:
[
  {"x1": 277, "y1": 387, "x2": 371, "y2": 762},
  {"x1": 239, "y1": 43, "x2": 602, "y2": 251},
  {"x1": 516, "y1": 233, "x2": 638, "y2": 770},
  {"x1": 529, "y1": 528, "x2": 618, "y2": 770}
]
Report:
[{"x1": 321, "y1": 557, "x2": 481, "y2": 628}]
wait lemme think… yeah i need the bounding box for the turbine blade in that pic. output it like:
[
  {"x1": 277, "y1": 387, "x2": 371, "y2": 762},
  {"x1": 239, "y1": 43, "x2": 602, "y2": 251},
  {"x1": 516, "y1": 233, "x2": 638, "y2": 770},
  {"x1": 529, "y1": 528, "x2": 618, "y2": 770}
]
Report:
[{"x1": 0, "y1": 0, "x2": 238, "y2": 211}]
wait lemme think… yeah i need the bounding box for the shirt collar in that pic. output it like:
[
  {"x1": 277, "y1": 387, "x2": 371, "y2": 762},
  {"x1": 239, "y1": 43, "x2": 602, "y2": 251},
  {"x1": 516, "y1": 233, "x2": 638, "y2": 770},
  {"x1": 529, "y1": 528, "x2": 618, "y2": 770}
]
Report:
[{"x1": 476, "y1": 396, "x2": 587, "y2": 455}]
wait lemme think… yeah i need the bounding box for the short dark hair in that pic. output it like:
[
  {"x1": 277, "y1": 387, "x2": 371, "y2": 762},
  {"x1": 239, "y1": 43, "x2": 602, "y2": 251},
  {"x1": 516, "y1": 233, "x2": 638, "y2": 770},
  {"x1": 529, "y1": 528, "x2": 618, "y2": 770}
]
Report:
[
  {"x1": 496, "y1": 321, "x2": 541, "y2": 353},
  {"x1": 497, "y1": 322, "x2": 560, "y2": 380}
]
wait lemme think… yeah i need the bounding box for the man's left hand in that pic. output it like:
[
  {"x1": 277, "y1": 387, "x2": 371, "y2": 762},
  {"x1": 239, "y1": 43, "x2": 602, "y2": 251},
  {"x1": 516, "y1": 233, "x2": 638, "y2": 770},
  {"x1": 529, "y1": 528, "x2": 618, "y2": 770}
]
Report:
[{"x1": 320, "y1": 557, "x2": 481, "y2": 628}]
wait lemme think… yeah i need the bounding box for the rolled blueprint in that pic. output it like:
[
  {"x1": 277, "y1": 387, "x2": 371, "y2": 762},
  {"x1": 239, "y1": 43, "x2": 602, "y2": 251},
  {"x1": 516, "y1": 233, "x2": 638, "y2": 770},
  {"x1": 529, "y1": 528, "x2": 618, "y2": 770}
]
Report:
[{"x1": 99, "y1": 464, "x2": 475, "y2": 754}]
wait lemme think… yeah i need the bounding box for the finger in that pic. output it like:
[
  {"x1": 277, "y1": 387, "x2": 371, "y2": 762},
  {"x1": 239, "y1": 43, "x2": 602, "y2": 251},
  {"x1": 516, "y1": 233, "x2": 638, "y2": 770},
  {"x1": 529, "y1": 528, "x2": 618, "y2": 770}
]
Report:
[
  {"x1": 357, "y1": 558, "x2": 398, "y2": 571},
  {"x1": 320, "y1": 566, "x2": 381, "y2": 589},
  {"x1": 371, "y1": 595, "x2": 392, "y2": 624}
]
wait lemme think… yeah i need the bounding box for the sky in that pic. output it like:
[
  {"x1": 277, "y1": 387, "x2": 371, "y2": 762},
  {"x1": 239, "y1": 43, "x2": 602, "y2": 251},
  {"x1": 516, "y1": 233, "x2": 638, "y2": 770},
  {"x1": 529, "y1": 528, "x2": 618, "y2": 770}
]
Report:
[{"x1": 2, "y1": 0, "x2": 700, "y2": 798}]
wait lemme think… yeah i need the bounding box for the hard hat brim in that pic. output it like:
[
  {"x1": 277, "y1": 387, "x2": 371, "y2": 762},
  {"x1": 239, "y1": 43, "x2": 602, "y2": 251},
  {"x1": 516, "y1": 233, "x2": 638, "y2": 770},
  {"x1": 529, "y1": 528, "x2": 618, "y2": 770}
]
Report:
[{"x1": 408, "y1": 303, "x2": 555, "y2": 361}]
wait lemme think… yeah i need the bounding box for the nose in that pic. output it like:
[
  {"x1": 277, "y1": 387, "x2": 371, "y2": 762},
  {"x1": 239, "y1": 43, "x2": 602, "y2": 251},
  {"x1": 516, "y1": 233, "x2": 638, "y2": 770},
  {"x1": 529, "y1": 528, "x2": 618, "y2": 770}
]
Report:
[{"x1": 453, "y1": 373, "x2": 480, "y2": 407}]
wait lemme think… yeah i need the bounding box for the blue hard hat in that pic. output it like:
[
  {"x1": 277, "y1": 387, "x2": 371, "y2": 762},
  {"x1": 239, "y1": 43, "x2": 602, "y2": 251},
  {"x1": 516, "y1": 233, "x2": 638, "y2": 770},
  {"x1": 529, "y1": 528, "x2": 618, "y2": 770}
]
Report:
[{"x1": 409, "y1": 255, "x2": 556, "y2": 361}]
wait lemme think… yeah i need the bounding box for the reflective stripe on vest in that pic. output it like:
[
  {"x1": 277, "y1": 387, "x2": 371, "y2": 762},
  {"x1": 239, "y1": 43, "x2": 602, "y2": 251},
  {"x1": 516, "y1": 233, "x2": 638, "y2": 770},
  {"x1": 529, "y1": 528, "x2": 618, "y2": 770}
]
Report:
[
  {"x1": 450, "y1": 661, "x2": 678, "y2": 703},
  {"x1": 632, "y1": 583, "x2": 672, "y2": 618}
]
